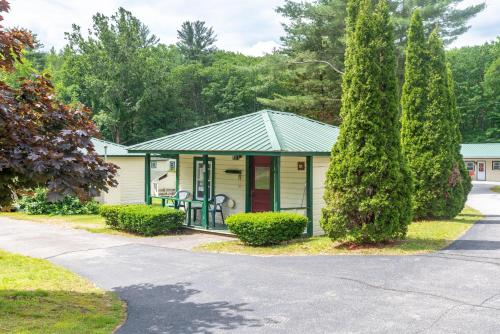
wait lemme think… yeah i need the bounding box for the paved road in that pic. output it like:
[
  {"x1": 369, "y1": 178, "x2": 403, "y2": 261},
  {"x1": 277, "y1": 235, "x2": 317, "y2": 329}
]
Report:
[{"x1": 1, "y1": 183, "x2": 499, "y2": 333}]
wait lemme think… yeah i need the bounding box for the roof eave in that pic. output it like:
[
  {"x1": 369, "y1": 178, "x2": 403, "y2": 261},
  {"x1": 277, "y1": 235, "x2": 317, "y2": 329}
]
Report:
[{"x1": 126, "y1": 149, "x2": 331, "y2": 156}]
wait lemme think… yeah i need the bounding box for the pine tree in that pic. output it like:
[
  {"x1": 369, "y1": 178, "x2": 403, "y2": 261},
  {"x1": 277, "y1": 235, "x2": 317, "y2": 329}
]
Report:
[{"x1": 320, "y1": 0, "x2": 413, "y2": 244}]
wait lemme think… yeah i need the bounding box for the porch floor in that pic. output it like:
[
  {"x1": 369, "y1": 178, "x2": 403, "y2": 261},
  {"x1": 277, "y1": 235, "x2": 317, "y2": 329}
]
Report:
[{"x1": 184, "y1": 220, "x2": 232, "y2": 235}]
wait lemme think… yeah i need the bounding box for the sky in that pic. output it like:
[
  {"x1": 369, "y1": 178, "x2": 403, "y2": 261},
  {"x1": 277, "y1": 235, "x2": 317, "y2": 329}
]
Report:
[{"x1": 3, "y1": 0, "x2": 499, "y2": 56}]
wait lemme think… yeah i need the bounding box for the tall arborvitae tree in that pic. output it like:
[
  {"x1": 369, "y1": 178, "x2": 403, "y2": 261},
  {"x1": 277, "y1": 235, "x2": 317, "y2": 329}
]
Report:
[
  {"x1": 445, "y1": 63, "x2": 471, "y2": 216},
  {"x1": 402, "y1": 20, "x2": 468, "y2": 219},
  {"x1": 320, "y1": 0, "x2": 412, "y2": 243},
  {"x1": 401, "y1": 11, "x2": 437, "y2": 218}
]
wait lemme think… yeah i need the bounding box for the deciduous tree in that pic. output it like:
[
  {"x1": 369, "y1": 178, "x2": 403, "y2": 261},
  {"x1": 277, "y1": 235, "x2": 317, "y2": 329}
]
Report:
[{"x1": 0, "y1": 0, "x2": 116, "y2": 208}]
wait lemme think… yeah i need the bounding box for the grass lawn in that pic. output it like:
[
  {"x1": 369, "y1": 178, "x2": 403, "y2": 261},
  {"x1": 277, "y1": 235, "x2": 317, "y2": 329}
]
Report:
[
  {"x1": 196, "y1": 207, "x2": 482, "y2": 256},
  {"x1": 0, "y1": 212, "x2": 130, "y2": 236},
  {"x1": 0, "y1": 250, "x2": 125, "y2": 333},
  {"x1": 491, "y1": 185, "x2": 500, "y2": 193}
]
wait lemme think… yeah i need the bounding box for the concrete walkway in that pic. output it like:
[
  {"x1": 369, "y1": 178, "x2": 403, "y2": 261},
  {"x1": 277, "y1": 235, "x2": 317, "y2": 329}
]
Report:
[{"x1": 1, "y1": 183, "x2": 500, "y2": 333}]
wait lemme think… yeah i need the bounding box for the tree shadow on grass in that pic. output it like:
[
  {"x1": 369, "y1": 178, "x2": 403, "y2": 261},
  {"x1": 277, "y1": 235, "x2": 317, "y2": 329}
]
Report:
[{"x1": 114, "y1": 282, "x2": 264, "y2": 334}]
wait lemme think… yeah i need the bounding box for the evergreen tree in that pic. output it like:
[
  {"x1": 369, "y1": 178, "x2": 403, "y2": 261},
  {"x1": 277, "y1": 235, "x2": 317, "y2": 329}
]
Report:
[
  {"x1": 402, "y1": 21, "x2": 467, "y2": 219},
  {"x1": 400, "y1": 11, "x2": 436, "y2": 218},
  {"x1": 320, "y1": 0, "x2": 412, "y2": 243},
  {"x1": 445, "y1": 63, "x2": 471, "y2": 216},
  {"x1": 176, "y1": 21, "x2": 217, "y2": 62}
]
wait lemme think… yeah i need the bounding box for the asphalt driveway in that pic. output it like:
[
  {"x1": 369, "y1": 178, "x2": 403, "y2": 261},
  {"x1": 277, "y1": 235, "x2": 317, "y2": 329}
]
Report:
[{"x1": 1, "y1": 182, "x2": 500, "y2": 333}]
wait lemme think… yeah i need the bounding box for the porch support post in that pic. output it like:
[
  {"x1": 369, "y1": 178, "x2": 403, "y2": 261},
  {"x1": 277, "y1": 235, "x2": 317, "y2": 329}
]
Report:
[
  {"x1": 245, "y1": 156, "x2": 251, "y2": 213},
  {"x1": 202, "y1": 154, "x2": 209, "y2": 229},
  {"x1": 306, "y1": 156, "x2": 313, "y2": 237},
  {"x1": 272, "y1": 156, "x2": 280, "y2": 212},
  {"x1": 144, "y1": 153, "x2": 151, "y2": 204},
  {"x1": 175, "y1": 154, "x2": 180, "y2": 193}
]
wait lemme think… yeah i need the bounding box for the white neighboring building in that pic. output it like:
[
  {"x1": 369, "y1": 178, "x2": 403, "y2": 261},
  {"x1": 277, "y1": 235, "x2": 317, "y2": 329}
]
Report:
[
  {"x1": 150, "y1": 157, "x2": 176, "y2": 196},
  {"x1": 92, "y1": 138, "x2": 146, "y2": 204},
  {"x1": 461, "y1": 143, "x2": 500, "y2": 182}
]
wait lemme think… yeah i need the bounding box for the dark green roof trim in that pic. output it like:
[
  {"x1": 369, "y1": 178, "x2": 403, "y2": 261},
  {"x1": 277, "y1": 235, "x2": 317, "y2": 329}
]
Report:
[{"x1": 128, "y1": 110, "x2": 339, "y2": 154}]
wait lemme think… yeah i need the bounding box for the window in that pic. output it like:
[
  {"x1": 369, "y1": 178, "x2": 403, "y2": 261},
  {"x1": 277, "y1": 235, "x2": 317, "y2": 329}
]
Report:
[
  {"x1": 465, "y1": 161, "x2": 475, "y2": 171},
  {"x1": 254, "y1": 166, "x2": 271, "y2": 190},
  {"x1": 169, "y1": 160, "x2": 176, "y2": 171},
  {"x1": 194, "y1": 158, "x2": 215, "y2": 200},
  {"x1": 493, "y1": 161, "x2": 500, "y2": 171},
  {"x1": 150, "y1": 161, "x2": 157, "y2": 169}
]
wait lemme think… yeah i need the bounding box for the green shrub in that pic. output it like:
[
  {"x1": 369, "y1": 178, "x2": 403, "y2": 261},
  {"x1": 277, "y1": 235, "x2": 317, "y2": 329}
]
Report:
[
  {"x1": 99, "y1": 205, "x2": 185, "y2": 236},
  {"x1": 18, "y1": 188, "x2": 100, "y2": 215},
  {"x1": 226, "y1": 212, "x2": 307, "y2": 246},
  {"x1": 98, "y1": 205, "x2": 129, "y2": 227}
]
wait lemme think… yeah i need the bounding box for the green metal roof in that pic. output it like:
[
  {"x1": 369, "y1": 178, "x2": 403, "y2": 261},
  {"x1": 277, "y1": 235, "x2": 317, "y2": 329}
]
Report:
[
  {"x1": 128, "y1": 110, "x2": 340, "y2": 155},
  {"x1": 91, "y1": 138, "x2": 144, "y2": 157},
  {"x1": 461, "y1": 143, "x2": 500, "y2": 158}
]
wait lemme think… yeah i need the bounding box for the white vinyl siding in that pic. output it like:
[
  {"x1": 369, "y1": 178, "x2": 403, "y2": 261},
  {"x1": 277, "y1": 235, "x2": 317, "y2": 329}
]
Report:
[
  {"x1": 464, "y1": 158, "x2": 500, "y2": 182},
  {"x1": 280, "y1": 157, "x2": 307, "y2": 217},
  {"x1": 99, "y1": 156, "x2": 145, "y2": 204},
  {"x1": 312, "y1": 156, "x2": 329, "y2": 235}
]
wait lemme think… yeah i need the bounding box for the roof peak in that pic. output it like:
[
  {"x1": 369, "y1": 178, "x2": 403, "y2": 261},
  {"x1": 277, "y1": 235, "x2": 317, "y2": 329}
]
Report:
[{"x1": 128, "y1": 110, "x2": 340, "y2": 153}]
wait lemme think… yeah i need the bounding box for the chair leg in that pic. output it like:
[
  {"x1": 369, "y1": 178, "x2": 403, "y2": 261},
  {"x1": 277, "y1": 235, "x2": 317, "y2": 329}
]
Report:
[
  {"x1": 211, "y1": 210, "x2": 216, "y2": 228},
  {"x1": 220, "y1": 210, "x2": 225, "y2": 225}
]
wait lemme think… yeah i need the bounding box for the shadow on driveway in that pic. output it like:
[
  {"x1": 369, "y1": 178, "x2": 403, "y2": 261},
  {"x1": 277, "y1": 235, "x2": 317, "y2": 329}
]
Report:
[
  {"x1": 114, "y1": 282, "x2": 264, "y2": 334},
  {"x1": 444, "y1": 239, "x2": 500, "y2": 251}
]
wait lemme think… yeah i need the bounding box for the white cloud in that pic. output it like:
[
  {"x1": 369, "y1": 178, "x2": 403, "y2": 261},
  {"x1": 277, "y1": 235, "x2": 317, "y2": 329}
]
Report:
[
  {"x1": 239, "y1": 40, "x2": 282, "y2": 56},
  {"x1": 3, "y1": 0, "x2": 498, "y2": 54},
  {"x1": 449, "y1": 0, "x2": 500, "y2": 48},
  {"x1": 3, "y1": 0, "x2": 286, "y2": 54}
]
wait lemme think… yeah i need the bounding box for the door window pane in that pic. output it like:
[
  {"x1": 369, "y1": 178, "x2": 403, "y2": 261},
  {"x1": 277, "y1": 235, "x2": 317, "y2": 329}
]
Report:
[
  {"x1": 195, "y1": 160, "x2": 213, "y2": 200},
  {"x1": 255, "y1": 166, "x2": 270, "y2": 190}
]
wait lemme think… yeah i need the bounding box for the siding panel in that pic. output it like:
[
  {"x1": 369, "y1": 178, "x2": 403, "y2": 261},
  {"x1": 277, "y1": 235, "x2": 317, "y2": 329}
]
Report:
[{"x1": 312, "y1": 156, "x2": 329, "y2": 235}]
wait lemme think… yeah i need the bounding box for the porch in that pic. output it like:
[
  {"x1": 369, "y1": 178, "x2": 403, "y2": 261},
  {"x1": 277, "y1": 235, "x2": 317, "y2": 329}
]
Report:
[{"x1": 146, "y1": 154, "x2": 315, "y2": 236}]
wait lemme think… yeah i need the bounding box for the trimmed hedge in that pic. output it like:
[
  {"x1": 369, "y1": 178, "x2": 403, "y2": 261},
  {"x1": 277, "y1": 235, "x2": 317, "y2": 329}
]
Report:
[
  {"x1": 226, "y1": 212, "x2": 308, "y2": 246},
  {"x1": 18, "y1": 188, "x2": 99, "y2": 215},
  {"x1": 99, "y1": 205, "x2": 185, "y2": 236}
]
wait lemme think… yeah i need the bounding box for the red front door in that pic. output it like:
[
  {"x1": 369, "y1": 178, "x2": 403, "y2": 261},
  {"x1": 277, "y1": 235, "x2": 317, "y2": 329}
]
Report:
[{"x1": 252, "y1": 156, "x2": 272, "y2": 212}]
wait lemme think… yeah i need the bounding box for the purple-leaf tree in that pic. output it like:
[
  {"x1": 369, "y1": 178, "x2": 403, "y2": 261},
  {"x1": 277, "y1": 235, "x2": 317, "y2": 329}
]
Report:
[{"x1": 0, "y1": 0, "x2": 117, "y2": 207}]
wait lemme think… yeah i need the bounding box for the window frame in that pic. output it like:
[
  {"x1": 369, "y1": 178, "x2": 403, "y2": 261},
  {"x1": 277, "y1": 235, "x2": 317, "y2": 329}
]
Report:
[
  {"x1": 465, "y1": 161, "x2": 475, "y2": 171},
  {"x1": 192, "y1": 157, "x2": 216, "y2": 201},
  {"x1": 492, "y1": 161, "x2": 500, "y2": 171},
  {"x1": 169, "y1": 160, "x2": 176, "y2": 171},
  {"x1": 150, "y1": 161, "x2": 157, "y2": 169}
]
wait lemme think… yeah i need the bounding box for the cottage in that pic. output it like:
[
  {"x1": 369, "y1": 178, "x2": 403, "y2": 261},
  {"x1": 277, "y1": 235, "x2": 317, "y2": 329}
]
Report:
[
  {"x1": 91, "y1": 138, "x2": 146, "y2": 204},
  {"x1": 91, "y1": 138, "x2": 176, "y2": 204},
  {"x1": 128, "y1": 110, "x2": 339, "y2": 236},
  {"x1": 461, "y1": 143, "x2": 500, "y2": 182}
]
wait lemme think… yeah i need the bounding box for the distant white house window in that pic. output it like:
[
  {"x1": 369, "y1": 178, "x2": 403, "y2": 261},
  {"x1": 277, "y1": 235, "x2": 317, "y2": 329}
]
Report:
[
  {"x1": 169, "y1": 160, "x2": 176, "y2": 171},
  {"x1": 150, "y1": 161, "x2": 157, "y2": 169},
  {"x1": 465, "y1": 161, "x2": 475, "y2": 171},
  {"x1": 493, "y1": 161, "x2": 500, "y2": 171}
]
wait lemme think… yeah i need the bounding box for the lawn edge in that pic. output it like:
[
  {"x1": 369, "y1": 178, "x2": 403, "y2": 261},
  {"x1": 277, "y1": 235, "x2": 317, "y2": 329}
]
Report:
[{"x1": 194, "y1": 207, "x2": 483, "y2": 257}]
